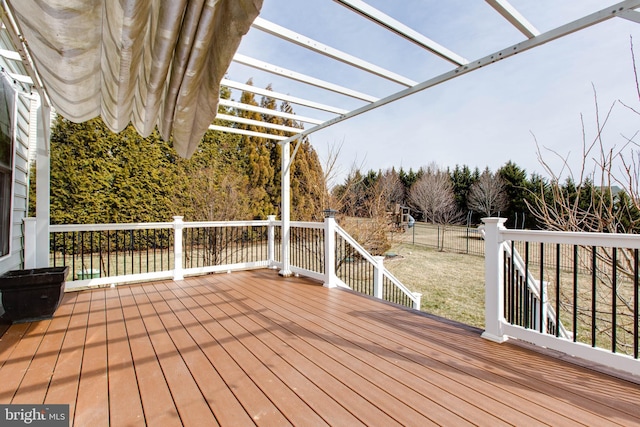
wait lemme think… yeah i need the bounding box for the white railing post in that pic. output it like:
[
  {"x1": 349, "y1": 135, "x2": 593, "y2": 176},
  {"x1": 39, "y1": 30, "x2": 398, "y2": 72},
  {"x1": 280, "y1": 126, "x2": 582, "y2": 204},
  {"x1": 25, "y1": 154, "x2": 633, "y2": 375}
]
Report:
[
  {"x1": 324, "y1": 214, "x2": 337, "y2": 288},
  {"x1": 412, "y1": 292, "x2": 422, "y2": 310},
  {"x1": 267, "y1": 215, "x2": 276, "y2": 268},
  {"x1": 481, "y1": 217, "x2": 508, "y2": 343},
  {"x1": 173, "y1": 216, "x2": 184, "y2": 281},
  {"x1": 23, "y1": 218, "x2": 37, "y2": 269},
  {"x1": 373, "y1": 255, "x2": 384, "y2": 299},
  {"x1": 279, "y1": 140, "x2": 292, "y2": 277}
]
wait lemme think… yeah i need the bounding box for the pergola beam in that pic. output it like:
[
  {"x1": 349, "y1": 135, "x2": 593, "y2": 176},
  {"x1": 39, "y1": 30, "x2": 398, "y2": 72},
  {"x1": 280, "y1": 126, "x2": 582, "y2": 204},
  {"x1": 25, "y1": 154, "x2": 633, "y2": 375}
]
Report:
[
  {"x1": 221, "y1": 78, "x2": 348, "y2": 115},
  {"x1": 218, "y1": 98, "x2": 324, "y2": 125},
  {"x1": 252, "y1": 17, "x2": 417, "y2": 87},
  {"x1": 620, "y1": 9, "x2": 640, "y2": 23},
  {"x1": 333, "y1": 0, "x2": 468, "y2": 66},
  {"x1": 486, "y1": 0, "x2": 540, "y2": 38},
  {"x1": 233, "y1": 53, "x2": 378, "y2": 102},
  {"x1": 208, "y1": 124, "x2": 289, "y2": 141},
  {"x1": 215, "y1": 113, "x2": 303, "y2": 134}
]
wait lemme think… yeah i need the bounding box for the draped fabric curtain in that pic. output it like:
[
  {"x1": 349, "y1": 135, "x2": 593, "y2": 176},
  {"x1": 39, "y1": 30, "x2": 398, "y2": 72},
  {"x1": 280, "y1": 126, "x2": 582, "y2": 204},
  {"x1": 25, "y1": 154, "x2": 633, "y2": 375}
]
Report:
[{"x1": 7, "y1": 0, "x2": 262, "y2": 158}]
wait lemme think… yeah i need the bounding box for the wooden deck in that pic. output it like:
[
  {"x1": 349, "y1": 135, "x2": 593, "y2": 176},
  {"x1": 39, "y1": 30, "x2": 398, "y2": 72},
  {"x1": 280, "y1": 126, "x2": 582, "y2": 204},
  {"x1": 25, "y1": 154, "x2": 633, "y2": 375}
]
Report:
[{"x1": 1, "y1": 269, "x2": 640, "y2": 426}]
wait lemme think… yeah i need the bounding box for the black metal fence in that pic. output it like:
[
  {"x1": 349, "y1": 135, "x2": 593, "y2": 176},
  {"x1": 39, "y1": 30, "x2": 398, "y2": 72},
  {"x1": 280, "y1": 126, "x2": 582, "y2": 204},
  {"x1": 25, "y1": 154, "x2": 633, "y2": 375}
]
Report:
[{"x1": 390, "y1": 222, "x2": 485, "y2": 255}]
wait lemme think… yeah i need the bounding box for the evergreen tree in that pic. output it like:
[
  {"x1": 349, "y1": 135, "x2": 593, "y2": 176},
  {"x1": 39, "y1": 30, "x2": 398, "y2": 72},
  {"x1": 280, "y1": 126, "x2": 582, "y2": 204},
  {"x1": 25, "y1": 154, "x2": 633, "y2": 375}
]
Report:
[
  {"x1": 49, "y1": 116, "x2": 175, "y2": 224},
  {"x1": 47, "y1": 80, "x2": 327, "y2": 225},
  {"x1": 498, "y1": 161, "x2": 531, "y2": 228},
  {"x1": 237, "y1": 80, "x2": 274, "y2": 218},
  {"x1": 450, "y1": 164, "x2": 478, "y2": 216}
]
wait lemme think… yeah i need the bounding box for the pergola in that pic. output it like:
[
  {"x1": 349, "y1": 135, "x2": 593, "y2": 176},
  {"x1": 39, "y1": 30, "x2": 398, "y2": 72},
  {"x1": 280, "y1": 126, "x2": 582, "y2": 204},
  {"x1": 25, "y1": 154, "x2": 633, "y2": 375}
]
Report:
[{"x1": 1, "y1": 0, "x2": 639, "y2": 272}]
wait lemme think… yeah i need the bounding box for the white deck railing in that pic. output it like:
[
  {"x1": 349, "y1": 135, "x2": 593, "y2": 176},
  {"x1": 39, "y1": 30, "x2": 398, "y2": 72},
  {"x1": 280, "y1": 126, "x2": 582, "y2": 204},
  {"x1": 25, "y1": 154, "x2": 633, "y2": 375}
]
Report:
[
  {"x1": 483, "y1": 217, "x2": 640, "y2": 378},
  {"x1": 29, "y1": 216, "x2": 420, "y2": 309}
]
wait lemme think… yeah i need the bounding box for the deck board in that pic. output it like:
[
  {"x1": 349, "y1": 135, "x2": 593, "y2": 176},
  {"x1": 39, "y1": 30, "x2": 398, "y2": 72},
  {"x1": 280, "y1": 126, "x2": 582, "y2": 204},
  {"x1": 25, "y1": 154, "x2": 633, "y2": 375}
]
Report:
[
  {"x1": 11, "y1": 293, "x2": 75, "y2": 405},
  {"x1": 1, "y1": 269, "x2": 640, "y2": 426},
  {"x1": 117, "y1": 286, "x2": 182, "y2": 427},
  {"x1": 129, "y1": 283, "x2": 219, "y2": 426},
  {"x1": 74, "y1": 288, "x2": 109, "y2": 427},
  {"x1": 104, "y1": 288, "x2": 145, "y2": 427}
]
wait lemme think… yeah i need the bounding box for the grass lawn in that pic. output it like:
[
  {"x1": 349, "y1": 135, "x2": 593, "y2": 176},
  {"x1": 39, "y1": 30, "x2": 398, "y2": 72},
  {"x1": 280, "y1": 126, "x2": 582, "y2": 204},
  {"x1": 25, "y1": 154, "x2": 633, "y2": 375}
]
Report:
[{"x1": 384, "y1": 243, "x2": 486, "y2": 329}]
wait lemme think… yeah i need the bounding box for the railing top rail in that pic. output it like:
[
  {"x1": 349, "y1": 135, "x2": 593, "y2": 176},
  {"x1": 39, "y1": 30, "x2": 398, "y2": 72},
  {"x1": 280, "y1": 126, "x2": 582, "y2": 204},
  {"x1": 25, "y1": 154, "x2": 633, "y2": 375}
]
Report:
[
  {"x1": 51, "y1": 222, "x2": 174, "y2": 232},
  {"x1": 382, "y1": 268, "x2": 418, "y2": 300},
  {"x1": 183, "y1": 220, "x2": 271, "y2": 228},
  {"x1": 290, "y1": 221, "x2": 324, "y2": 230},
  {"x1": 500, "y1": 228, "x2": 640, "y2": 249},
  {"x1": 50, "y1": 219, "x2": 277, "y2": 232},
  {"x1": 335, "y1": 224, "x2": 379, "y2": 265}
]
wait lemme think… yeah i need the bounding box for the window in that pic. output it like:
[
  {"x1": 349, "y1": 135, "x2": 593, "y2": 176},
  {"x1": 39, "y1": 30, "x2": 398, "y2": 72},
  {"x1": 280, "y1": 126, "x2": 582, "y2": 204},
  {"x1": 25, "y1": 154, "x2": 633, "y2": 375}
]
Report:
[{"x1": 0, "y1": 77, "x2": 14, "y2": 258}]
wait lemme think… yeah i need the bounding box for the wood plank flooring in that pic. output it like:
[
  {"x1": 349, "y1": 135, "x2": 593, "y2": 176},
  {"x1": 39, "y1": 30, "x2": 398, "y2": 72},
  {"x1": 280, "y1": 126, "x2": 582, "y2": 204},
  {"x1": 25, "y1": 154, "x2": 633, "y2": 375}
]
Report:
[{"x1": 1, "y1": 269, "x2": 640, "y2": 426}]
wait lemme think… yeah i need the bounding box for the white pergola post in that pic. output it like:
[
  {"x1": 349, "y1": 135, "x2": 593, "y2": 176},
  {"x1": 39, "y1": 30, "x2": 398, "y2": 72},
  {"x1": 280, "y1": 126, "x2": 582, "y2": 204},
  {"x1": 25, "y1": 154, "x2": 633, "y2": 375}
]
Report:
[
  {"x1": 35, "y1": 102, "x2": 50, "y2": 268},
  {"x1": 481, "y1": 217, "x2": 508, "y2": 343},
  {"x1": 173, "y1": 216, "x2": 184, "y2": 281},
  {"x1": 279, "y1": 140, "x2": 292, "y2": 277},
  {"x1": 323, "y1": 214, "x2": 337, "y2": 288}
]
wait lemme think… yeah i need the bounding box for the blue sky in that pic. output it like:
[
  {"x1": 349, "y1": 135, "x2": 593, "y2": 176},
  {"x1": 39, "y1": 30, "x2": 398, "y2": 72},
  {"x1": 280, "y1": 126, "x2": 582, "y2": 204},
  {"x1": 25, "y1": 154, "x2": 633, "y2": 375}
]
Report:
[{"x1": 227, "y1": 0, "x2": 640, "y2": 184}]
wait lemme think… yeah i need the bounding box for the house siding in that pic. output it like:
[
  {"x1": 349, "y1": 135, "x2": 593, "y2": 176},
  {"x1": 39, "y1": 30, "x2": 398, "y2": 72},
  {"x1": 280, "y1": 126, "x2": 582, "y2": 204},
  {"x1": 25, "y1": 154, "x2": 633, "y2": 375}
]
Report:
[{"x1": 0, "y1": 90, "x2": 34, "y2": 275}]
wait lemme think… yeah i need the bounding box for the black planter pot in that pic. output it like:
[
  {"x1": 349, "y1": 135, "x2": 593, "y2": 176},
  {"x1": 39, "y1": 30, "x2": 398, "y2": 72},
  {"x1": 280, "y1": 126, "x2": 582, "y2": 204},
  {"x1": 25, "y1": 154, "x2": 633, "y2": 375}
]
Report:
[{"x1": 0, "y1": 266, "x2": 69, "y2": 324}]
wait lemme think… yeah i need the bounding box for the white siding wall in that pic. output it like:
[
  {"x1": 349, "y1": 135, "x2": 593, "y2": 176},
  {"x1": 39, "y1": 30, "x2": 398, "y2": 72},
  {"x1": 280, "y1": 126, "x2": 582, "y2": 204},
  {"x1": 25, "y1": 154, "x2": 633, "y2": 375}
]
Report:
[{"x1": 0, "y1": 91, "x2": 33, "y2": 275}]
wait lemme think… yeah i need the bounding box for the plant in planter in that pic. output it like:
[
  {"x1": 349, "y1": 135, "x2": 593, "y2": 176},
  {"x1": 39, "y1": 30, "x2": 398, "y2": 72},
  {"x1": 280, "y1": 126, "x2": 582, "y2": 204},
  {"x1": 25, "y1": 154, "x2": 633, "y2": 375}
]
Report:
[{"x1": 0, "y1": 266, "x2": 69, "y2": 324}]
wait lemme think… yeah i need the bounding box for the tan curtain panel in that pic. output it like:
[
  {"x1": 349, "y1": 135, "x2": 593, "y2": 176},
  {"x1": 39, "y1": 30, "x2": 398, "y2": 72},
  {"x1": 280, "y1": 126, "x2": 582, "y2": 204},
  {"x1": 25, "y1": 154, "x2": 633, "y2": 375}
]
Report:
[{"x1": 7, "y1": 0, "x2": 262, "y2": 158}]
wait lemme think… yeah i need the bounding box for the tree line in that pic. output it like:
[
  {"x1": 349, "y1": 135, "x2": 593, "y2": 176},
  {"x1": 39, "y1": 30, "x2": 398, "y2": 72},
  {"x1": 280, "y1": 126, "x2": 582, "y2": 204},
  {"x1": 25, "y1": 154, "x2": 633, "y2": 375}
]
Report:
[
  {"x1": 32, "y1": 82, "x2": 327, "y2": 224},
  {"x1": 331, "y1": 160, "x2": 640, "y2": 232}
]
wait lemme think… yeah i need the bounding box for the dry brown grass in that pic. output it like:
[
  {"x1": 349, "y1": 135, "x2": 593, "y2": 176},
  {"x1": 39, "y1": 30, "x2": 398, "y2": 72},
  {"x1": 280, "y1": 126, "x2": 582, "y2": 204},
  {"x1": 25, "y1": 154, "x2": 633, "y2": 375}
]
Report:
[{"x1": 384, "y1": 243, "x2": 485, "y2": 328}]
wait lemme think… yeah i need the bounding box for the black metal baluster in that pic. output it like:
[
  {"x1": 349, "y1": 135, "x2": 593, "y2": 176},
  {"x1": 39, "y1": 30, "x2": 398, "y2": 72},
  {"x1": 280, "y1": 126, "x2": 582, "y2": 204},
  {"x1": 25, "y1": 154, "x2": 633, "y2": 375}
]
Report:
[
  {"x1": 612, "y1": 247, "x2": 617, "y2": 353},
  {"x1": 107, "y1": 230, "x2": 111, "y2": 276},
  {"x1": 152, "y1": 229, "x2": 157, "y2": 271},
  {"x1": 634, "y1": 248, "x2": 639, "y2": 359},
  {"x1": 539, "y1": 243, "x2": 544, "y2": 334},
  {"x1": 592, "y1": 246, "x2": 597, "y2": 347},
  {"x1": 115, "y1": 230, "x2": 120, "y2": 276},
  {"x1": 98, "y1": 231, "x2": 103, "y2": 277},
  {"x1": 525, "y1": 242, "x2": 530, "y2": 328},
  {"x1": 573, "y1": 245, "x2": 578, "y2": 342},
  {"x1": 556, "y1": 244, "x2": 561, "y2": 337}
]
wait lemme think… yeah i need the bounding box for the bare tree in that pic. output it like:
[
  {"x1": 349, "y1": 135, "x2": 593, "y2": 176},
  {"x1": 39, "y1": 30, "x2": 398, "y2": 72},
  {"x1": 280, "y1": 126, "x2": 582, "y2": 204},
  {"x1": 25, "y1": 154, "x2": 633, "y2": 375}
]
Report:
[
  {"x1": 467, "y1": 168, "x2": 508, "y2": 217},
  {"x1": 409, "y1": 164, "x2": 462, "y2": 224},
  {"x1": 409, "y1": 164, "x2": 464, "y2": 250},
  {"x1": 526, "y1": 37, "x2": 640, "y2": 354}
]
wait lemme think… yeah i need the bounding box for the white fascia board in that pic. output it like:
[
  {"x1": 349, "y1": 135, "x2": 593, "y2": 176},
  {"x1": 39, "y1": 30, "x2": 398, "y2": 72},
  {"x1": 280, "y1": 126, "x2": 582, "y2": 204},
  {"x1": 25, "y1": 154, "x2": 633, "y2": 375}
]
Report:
[
  {"x1": 333, "y1": 0, "x2": 468, "y2": 66},
  {"x1": 252, "y1": 17, "x2": 417, "y2": 87},
  {"x1": 0, "y1": 48, "x2": 20, "y2": 61},
  {"x1": 218, "y1": 98, "x2": 324, "y2": 125},
  {"x1": 486, "y1": 0, "x2": 540, "y2": 38},
  {"x1": 620, "y1": 9, "x2": 640, "y2": 23},
  {"x1": 233, "y1": 53, "x2": 378, "y2": 103},
  {"x1": 208, "y1": 124, "x2": 289, "y2": 141},
  {"x1": 215, "y1": 113, "x2": 303, "y2": 134},
  {"x1": 7, "y1": 71, "x2": 32, "y2": 84},
  {"x1": 221, "y1": 78, "x2": 348, "y2": 114},
  {"x1": 277, "y1": 0, "x2": 640, "y2": 146},
  {"x1": 0, "y1": 5, "x2": 48, "y2": 105}
]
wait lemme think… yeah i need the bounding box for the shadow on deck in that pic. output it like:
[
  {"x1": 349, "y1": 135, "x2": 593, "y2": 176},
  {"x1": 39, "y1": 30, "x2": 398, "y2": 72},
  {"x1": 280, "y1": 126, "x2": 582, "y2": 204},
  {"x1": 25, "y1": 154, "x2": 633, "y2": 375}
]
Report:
[{"x1": 0, "y1": 269, "x2": 639, "y2": 426}]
